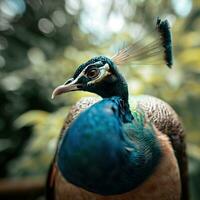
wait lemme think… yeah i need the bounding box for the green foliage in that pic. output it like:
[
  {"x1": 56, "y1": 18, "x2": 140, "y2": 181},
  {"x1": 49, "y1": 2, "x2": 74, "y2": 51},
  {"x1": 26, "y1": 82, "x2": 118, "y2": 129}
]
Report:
[{"x1": 8, "y1": 107, "x2": 68, "y2": 177}]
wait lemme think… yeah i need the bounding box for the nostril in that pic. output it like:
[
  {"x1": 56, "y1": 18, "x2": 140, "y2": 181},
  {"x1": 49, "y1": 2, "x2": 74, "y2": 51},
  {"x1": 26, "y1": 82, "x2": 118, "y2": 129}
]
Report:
[
  {"x1": 64, "y1": 78, "x2": 74, "y2": 85},
  {"x1": 77, "y1": 84, "x2": 83, "y2": 89}
]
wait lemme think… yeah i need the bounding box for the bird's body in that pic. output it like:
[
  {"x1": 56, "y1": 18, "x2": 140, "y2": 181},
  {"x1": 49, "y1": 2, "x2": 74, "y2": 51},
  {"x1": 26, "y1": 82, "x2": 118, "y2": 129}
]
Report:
[
  {"x1": 52, "y1": 133, "x2": 180, "y2": 200},
  {"x1": 47, "y1": 19, "x2": 188, "y2": 200},
  {"x1": 47, "y1": 96, "x2": 186, "y2": 200}
]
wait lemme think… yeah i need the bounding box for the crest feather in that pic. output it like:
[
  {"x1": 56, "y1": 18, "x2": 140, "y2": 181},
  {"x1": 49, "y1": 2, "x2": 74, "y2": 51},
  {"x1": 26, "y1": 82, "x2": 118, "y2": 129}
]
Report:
[{"x1": 111, "y1": 18, "x2": 173, "y2": 68}]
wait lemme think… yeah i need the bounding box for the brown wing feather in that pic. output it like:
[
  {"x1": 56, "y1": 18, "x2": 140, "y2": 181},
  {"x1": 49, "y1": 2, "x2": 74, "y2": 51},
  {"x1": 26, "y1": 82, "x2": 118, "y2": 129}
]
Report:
[
  {"x1": 131, "y1": 95, "x2": 188, "y2": 200},
  {"x1": 46, "y1": 162, "x2": 57, "y2": 200}
]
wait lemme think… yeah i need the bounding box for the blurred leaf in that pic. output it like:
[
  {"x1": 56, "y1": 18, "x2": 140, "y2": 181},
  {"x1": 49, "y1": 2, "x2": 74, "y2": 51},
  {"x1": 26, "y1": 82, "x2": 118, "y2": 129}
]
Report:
[
  {"x1": 14, "y1": 110, "x2": 49, "y2": 128},
  {"x1": 178, "y1": 48, "x2": 200, "y2": 67}
]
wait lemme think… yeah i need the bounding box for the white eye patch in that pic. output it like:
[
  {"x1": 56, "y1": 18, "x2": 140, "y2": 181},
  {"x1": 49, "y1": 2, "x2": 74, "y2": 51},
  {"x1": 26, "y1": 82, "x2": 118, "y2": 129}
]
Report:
[
  {"x1": 87, "y1": 63, "x2": 111, "y2": 86},
  {"x1": 68, "y1": 63, "x2": 111, "y2": 86}
]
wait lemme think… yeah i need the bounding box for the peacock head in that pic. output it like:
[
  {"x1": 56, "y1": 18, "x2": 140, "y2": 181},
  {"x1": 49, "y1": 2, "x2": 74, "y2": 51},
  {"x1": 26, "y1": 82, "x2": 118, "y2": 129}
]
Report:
[
  {"x1": 52, "y1": 18, "x2": 172, "y2": 101},
  {"x1": 52, "y1": 56, "x2": 129, "y2": 102}
]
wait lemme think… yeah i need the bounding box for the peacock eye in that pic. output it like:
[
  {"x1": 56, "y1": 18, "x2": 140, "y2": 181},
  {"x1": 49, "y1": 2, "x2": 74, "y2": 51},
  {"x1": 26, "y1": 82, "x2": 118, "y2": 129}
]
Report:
[{"x1": 86, "y1": 68, "x2": 100, "y2": 79}]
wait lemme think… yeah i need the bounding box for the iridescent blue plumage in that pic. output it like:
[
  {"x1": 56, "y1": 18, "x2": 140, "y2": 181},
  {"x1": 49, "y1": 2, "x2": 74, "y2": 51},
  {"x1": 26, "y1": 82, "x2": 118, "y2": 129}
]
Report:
[{"x1": 57, "y1": 97, "x2": 162, "y2": 195}]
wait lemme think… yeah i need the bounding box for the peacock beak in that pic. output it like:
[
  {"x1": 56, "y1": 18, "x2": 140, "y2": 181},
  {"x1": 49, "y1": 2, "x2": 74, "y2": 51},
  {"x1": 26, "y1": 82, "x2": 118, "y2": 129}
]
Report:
[{"x1": 51, "y1": 78, "x2": 82, "y2": 99}]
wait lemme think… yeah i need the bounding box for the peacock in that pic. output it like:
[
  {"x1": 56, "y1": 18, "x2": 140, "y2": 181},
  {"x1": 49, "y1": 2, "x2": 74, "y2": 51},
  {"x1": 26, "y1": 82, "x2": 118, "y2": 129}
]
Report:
[{"x1": 46, "y1": 18, "x2": 188, "y2": 200}]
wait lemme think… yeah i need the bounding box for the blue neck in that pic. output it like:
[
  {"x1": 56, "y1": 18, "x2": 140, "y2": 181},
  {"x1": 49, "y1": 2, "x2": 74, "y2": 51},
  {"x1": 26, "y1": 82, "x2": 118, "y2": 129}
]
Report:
[{"x1": 57, "y1": 97, "x2": 162, "y2": 195}]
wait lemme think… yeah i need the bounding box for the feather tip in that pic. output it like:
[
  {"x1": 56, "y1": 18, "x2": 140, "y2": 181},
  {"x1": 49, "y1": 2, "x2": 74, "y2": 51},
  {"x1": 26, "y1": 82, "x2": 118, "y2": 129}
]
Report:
[{"x1": 156, "y1": 17, "x2": 173, "y2": 68}]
